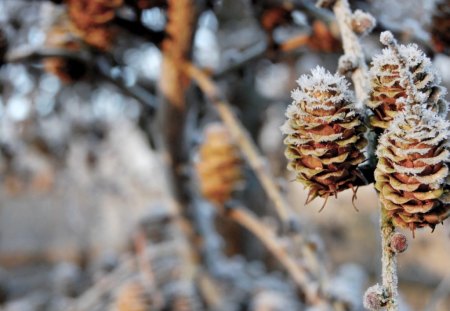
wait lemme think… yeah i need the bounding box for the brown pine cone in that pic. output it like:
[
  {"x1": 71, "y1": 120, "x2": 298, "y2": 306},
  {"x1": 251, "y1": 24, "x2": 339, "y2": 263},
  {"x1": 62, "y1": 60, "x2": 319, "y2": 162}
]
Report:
[
  {"x1": 66, "y1": 0, "x2": 123, "y2": 50},
  {"x1": 281, "y1": 66, "x2": 367, "y2": 206},
  {"x1": 368, "y1": 44, "x2": 448, "y2": 131},
  {"x1": 431, "y1": 0, "x2": 450, "y2": 55},
  {"x1": 195, "y1": 123, "x2": 243, "y2": 205},
  {"x1": 115, "y1": 280, "x2": 152, "y2": 311},
  {"x1": 375, "y1": 107, "x2": 450, "y2": 231}
]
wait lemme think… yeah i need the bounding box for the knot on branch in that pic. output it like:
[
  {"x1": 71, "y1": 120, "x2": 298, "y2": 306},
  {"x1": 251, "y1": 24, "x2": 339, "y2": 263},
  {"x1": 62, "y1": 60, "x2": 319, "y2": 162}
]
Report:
[
  {"x1": 389, "y1": 232, "x2": 408, "y2": 254},
  {"x1": 337, "y1": 54, "x2": 358, "y2": 75},
  {"x1": 363, "y1": 284, "x2": 389, "y2": 310},
  {"x1": 351, "y1": 10, "x2": 376, "y2": 37}
]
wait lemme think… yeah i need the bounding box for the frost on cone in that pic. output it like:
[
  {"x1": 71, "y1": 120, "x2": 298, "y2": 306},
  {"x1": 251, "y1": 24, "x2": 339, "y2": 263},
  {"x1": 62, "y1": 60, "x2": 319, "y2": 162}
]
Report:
[
  {"x1": 368, "y1": 44, "x2": 448, "y2": 130},
  {"x1": 195, "y1": 123, "x2": 243, "y2": 205},
  {"x1": 281, "y1": 67, "x2": 367, "y2": 205},
  {"x1": 375, "y1": 106, "x2": 450, "y2": 231}
]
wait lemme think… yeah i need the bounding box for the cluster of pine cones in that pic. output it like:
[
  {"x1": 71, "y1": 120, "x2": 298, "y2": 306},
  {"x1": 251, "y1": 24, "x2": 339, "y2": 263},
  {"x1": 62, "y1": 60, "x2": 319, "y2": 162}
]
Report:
[{"x1": 282, "y1": 36, "x2": 449, "y2": 232}]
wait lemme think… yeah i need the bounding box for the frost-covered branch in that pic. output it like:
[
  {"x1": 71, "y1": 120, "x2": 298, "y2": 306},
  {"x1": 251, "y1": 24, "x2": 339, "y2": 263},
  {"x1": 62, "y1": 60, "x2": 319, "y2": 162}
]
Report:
[
  {"x1": 330, "y1": 0, "x2": 371, "y2": 105},
  {"x1": 380, "y1": 207, "x2": 399, "y2": 311}
]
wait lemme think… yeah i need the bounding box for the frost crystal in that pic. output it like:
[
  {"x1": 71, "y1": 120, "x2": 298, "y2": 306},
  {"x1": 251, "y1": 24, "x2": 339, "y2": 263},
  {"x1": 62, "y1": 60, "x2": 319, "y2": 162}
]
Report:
[{"x1": 368, "y1": 41, "x2": 447, "y2": 130}]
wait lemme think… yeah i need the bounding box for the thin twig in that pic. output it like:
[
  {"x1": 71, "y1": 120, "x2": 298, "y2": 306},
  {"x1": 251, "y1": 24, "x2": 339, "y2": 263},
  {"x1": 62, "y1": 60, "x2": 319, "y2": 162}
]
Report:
[
  {"x1": 5, "y1": 47, "x2": 90, "y2": 64},
  {"x1": 332, "y1": 0, "x2": 370, "y2": 105},
  {"x1": 380, "y1": 206, "x2": 399, "y2": 311},
  {"x1": 183, "y1": 62, "x2": 297, "y2": 228},
  {"x1": 67, "y1": 256, "x2": 135, "y2": 311},
  {"x1": 227, "y1": 207, "x2": 322, "y2": 305}
]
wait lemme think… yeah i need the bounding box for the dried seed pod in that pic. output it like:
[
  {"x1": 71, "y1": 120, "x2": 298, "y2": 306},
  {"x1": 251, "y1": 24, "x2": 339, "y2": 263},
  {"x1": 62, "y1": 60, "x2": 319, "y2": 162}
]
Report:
[
  {"x1": 115, "y1": 280, "x2": 153, "y2": 311},
  {"x1": 281, "y1": 66, "x2": 367, "y2": 206},
  {"x1": 66, "y1": 0, "x2": 123, "y2": 50},
  {"x1": 431, "y1": 0, "x2": 450, "y2": 55},
  {"x1": 195, "y1": 123, "x2": 243, "y2": 205},
  {"x1": 375, "y1": 106, "x2": 450, "y2": 231},
  {"x1": 368, "y1": 43, "x2": 448, "y2": 130}
]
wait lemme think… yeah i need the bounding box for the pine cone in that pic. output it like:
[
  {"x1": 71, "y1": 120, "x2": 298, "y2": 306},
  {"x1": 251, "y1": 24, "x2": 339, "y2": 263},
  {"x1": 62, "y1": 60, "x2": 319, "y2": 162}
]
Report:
[
  {"x1": 66, "y1": 0, "x2": 123, "y2": 50},
  {"x1": 115, "y1": 280, "x2": 152, "y2": 311},
  {"x1": 281, "y1": 66, "x2": 367, "y2": 205},
  {"x1": 195, "y1": 123, "x2": 243, "y2": 205},
  {"x1": 368, "y1": 44, "x2": 448, "y2": 131},
  {"x1": 375, "y1": 107, "x2": 450, "y2": 231},
  {"x1": 431, "y1": 0, "x2": 450, "y2": 55}
]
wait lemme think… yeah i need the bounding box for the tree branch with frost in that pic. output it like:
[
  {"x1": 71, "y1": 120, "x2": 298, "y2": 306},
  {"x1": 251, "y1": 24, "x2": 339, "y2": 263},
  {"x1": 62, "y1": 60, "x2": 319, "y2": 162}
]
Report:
[
  {"x1": 326, "y1": 0, "x2": 372, "y2": 105},
  {"x1": 183, "y1": 62, "x2": 298, "y2": 229}
]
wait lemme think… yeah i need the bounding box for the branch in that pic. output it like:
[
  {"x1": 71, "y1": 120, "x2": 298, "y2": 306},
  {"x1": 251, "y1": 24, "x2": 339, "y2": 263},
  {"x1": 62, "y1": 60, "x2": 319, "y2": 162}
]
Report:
[
  {"x1": 5, "y1": 47, "x2": 90, "y2": 64},
  {"x1": 332, "y1": 0, "x2": 370, "y2": 105},
  {"x1": 380, "y1": 206, "x2": 399, "y2": 311},
  {"x1": 227, "y1": 206, "x2": 322, "y2": 305},
  {"x1": 113, "y1": 16, "x2": 166, "y2": 45},
  {"x1": 183, "y1": 62, "x2": 298, "y2": 229}
]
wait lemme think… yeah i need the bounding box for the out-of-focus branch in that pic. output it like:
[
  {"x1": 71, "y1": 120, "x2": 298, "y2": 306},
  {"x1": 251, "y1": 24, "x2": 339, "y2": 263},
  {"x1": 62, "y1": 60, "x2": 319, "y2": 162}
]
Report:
[
  {"x1": 113, "y1": 16, "x2": 166, "y2": 45},
  {"x1": 227, "y1": 206, "x2": 322, "y2": 305},
  {"x1": 380, "y1": 207, "x2": 399, "y2": 311},
  {"x1": 67, "y1": 256, "x2": 135, "y2": 311},
  {"x1": 183, "y1": 62, "x2": 297, "y2": 229},
  {"x1": 5, "y1": 47, "x2": 90, "y2": 64}
]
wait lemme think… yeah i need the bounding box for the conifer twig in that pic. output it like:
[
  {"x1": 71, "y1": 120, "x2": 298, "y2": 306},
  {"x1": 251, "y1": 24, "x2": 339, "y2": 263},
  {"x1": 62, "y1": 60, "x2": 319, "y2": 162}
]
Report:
[
  {"x1": 226, "y1": 207, "x2": 322, "y2": 305},
  {"x1": 331, "y1": 0, "x2": 370, "y2": 105},
  {"x1": 183, "y1": 62, "x2": 296, "y2": 229},
  {"x1": 380, "y1": 206, "x2": 399, "y2": 311}
]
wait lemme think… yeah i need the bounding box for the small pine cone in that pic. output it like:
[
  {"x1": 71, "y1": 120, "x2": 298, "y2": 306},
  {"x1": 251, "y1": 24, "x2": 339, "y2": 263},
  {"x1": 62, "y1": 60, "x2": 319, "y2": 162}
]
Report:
[
  {"x1": 195, "y1": 123, "x2": 243, "y2": 205},
  {"x1": 368, "y1": 44, "x2": 448, "y2": 131},
  {"x1": 375, "y1": 107, "x2": 450, "y2": 231},
  {"x1": 281, "y1": 66, "x2": 367, "y2": 203},
  {"x1": 66, "y1": 0, "x2": 123, "y2": 50},
  {"x1": 431, "y1": 0, "x2": 450, "y2": 55},
  {"x1": 115, "y1": 280, "x2": 153, "y2": 311}
]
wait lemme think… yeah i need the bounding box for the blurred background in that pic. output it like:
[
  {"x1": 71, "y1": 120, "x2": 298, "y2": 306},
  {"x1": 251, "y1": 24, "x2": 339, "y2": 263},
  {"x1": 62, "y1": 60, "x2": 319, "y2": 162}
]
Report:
[{"x1": 0, "y1": 0, "x2": 449, "y2": 310}]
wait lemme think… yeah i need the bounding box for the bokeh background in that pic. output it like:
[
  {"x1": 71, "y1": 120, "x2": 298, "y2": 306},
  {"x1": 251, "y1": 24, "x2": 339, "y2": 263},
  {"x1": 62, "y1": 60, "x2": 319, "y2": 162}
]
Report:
[{"x1": 0, "y1": 0, "x2": 449, "y2": 310}]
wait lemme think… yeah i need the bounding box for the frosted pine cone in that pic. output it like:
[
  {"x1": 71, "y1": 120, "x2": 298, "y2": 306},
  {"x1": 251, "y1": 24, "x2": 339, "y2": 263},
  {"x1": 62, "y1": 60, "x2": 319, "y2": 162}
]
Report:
[
  {"x1": 375, "y1": 106, "x2": 450, "y2": 231},
  {"x1": 368, "y1": 44, "x2": 448, "y2": 130},
  {"x1": 195, "y1": 123, "x2": 243, "y2": 205},
  {"x1": 281, "y1": 66, "x2": 367, "y2": 205}
]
